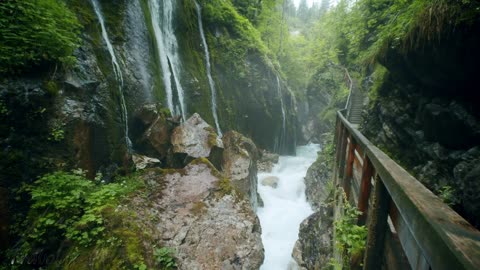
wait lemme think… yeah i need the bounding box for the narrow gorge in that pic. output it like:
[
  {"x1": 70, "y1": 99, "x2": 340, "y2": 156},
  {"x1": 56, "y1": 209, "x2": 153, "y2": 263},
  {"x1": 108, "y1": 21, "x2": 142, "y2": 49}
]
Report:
[{"x1": 1, "y1": 0, "x2": 479, "y2": 269}]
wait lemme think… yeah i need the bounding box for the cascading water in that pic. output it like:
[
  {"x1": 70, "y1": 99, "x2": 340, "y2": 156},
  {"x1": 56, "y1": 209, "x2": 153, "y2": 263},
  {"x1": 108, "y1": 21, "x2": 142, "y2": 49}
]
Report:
[
  {"x1": 275, "y1": 76, "x2": 287, "y2": 152},
  {"x1": 91, "y1": 0, "x2": 132, "y2": 151},
  {"x1": 148, "y1": 0, "x2": 187, "y2": 121},
  {"x1": 257, "y1": 144, "x2": 320, "y2": 270},
  {"x1": 194, "y1": 0, "x2": 222, "y2": 136}
]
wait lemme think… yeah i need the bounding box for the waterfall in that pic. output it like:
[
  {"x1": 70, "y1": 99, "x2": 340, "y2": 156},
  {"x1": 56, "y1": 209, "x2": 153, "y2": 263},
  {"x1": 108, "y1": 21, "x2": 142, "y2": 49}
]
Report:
[
  {"x1": 91, "y1": 0, "x2": 132, "y2": 151},
  {"x1": 194, "y1": 0, "x2": 222, "y2": 136},
  {"x1": 148, "y1": 0, "x2": 187, "y2": 121},
  {"x1": 276, "y1": 76, "x2": 287, "y2": 152}
]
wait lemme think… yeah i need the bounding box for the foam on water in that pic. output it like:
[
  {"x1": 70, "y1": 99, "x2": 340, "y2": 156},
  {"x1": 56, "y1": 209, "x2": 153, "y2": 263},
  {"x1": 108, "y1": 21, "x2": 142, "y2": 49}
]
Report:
[{"x1": 257, "y1": 144, "x2": 320, "y2": 270}]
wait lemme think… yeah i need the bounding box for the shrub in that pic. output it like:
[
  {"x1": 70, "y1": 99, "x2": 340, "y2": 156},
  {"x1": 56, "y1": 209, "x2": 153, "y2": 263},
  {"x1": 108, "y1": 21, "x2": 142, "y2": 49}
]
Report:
[
  {"x1": 332, "y1": 189, "x2": 368, "y2": 269},
  {"x1": 0, "y1": 0, "x2": 81, "y2": 74},
  {"x1": 11, "y1": 170, "x2": 143, "y2": 265}
]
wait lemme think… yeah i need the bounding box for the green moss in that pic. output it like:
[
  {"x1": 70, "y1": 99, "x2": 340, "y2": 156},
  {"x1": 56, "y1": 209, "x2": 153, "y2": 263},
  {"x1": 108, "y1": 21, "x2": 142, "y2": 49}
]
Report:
[
  {"x1": 190, "y1": 201, "x2": 207, "y2": 215},
  {"x1": 368, "y1": 64, "x2": 389, "y2": 108},
  {"x1": 217, "y1": 178, "x2": 234, "y2": 196}
]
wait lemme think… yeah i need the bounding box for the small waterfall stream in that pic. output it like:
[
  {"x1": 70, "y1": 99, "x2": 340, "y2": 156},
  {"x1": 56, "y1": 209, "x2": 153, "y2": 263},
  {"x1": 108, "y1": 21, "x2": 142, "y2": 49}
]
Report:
[
  {"x1": 91, "y1": 0, "x2": 132, "y2": 150},
  {"x1": 149, "y1": 0, "x2": 187, "y2": 121},
  {"x1": 257, "y1": 144, "x2": 319, "y2": 270},
  {"x1": 194, "y1": 0, "x2": 222, "y2": 136},
  {"x1": 277, "y1": 76, "x2": 287, "y2": 151}
]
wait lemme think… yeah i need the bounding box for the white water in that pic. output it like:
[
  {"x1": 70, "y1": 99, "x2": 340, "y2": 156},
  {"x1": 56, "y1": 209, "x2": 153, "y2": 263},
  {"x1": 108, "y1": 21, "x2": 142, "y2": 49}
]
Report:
[
  {"x1": 257, "y1": 144, "x2": 320, "y2": 270},
  {"x1": 194, "y1": 1, "x2": 222, "y2": 136},
  {"x1": 91, "y1": 0, "x2": 132, "y2": 150},
  {"x1": 276, "y1": 76, "x2": 287, "y2": 151},
  {"x1": 149, "y1": 0, "x2": 187, "y2": 121}
]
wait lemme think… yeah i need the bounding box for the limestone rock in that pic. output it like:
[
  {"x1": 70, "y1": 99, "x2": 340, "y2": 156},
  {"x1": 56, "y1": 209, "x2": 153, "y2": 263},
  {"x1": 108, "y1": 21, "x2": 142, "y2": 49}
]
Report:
[
  {"x1": 261, "y1": 176, "x2": 279, "y2": 188},
  {"x1": 222, "y1": 131, "x2": 260, "y2": 208},
  {"x1": 292, "y1": 206, "x2": 333, "y2": 270},
  {"x1": 257, "y1": 149, "x2": 279, "y2": 172},
  {"x1": 138, "y1": 160, "x2": 264, "y2": 270},
  {"x1": 304, "y1": 137, "x2": 332, "y2": 210},
  {"x1": 171, "y1": 113, "x2": 224, "y2": 168},
  {"x1": 132, "y1": 154, "x2": 160, "y2": 170}
]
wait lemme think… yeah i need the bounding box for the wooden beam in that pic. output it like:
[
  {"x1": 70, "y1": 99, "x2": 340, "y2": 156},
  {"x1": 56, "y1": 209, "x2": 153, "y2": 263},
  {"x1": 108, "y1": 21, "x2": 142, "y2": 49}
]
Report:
[
  {"x1": 363, "y1": 176, "x2": 390, "y2": 270},
  {"x1": 344, "y1": 135, "x2": 356, "y2": 200},
  {"x1": 357, "y1": 157, "x2": 373, "y2": 225}
]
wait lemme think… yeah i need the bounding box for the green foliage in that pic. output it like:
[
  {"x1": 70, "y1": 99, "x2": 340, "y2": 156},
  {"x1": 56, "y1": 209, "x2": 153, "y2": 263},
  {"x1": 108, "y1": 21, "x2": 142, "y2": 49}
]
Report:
[
  {"x1": 48, "y1": 121, "x2": 65, "y2": 142},
  {"x1": 0, "y1": 0, "x2": 81, "y2": 74},
  {"x1": 11, "y1": 170, "x2": 143, "y2": 265},
  {"x1": 333, "y1": 189, "x2": 368, "y2": 269},
  {"x1": 438, "y1": 185, "x2": 459, "y2": 207},
  {"x1": 204, "y1": 0, "x2": 275, "y2": 74},
  {"x1": 154, "y1": 247, "x2": 177, "y2": 270}
]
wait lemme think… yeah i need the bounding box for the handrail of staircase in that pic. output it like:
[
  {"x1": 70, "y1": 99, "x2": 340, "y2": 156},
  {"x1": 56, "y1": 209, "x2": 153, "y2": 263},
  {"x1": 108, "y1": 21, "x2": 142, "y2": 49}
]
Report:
[
  {"x1": 343, "y1": 67, "x2": 353, "y2": 110},
  {"x1": 334, "y1": 109, "x2": 480, "y2": 270}
]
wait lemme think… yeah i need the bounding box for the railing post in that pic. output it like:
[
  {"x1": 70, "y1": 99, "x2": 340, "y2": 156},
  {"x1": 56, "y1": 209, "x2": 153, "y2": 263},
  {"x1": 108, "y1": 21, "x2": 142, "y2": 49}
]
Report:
[
  {"x1": 363, "y1": 175, "x2": 390, "y2": 270},
  {"x1": 338, "y1": 125, "x2": 348, "y2": 181},
  {"x1": 357, "y1": 157, "x2": 373, "y2": 225},
  {"x1": 343, "y1": 135, "x2": 356, "y2": 200}
]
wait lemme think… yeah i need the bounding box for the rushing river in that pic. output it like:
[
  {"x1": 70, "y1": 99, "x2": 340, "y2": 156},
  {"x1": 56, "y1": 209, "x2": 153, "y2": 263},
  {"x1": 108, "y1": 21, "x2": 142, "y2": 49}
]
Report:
[{"x1": 257, "y1": 144, "x2": 320, "y2": 270}]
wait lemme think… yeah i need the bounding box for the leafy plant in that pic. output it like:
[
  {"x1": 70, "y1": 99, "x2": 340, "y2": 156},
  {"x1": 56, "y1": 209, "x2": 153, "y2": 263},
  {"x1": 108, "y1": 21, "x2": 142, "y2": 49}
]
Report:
[
  {"x1": 11, "y1": 170, "x2": 143, "y2": 264},
  {"x1": 48, "y1": 122, "x2": 65, "y2": 142},
  {"x1": 154, "y1": 247, "x2": 177, "y2": 270},
  {"x1": 333, "y1": 189, "x2": 368, "y2": 269},
  {"x1": 438, "y1": 185, "x2": 459, "y2": 207}
]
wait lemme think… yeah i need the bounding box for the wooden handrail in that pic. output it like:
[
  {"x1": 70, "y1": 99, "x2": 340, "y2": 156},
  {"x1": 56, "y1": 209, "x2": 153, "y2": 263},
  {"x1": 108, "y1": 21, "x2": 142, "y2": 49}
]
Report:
[{"x1": 334, "y1": 110, "x2": 480, "y2": 270}]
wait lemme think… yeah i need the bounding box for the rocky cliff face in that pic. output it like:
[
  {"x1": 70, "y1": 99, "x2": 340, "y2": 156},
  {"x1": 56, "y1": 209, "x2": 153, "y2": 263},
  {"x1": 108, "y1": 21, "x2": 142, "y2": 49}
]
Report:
[
  {"x1": 361, "y1": 20, "x2": 480, "y2": 227},
  {"x1": 297, "y1": 64, "x2": 348, "y2": 144}
]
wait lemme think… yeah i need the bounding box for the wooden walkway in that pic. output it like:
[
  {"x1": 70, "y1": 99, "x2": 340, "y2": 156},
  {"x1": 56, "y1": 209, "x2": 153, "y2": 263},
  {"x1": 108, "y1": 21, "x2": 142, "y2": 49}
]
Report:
[{"x1": 333, "y1": 109, "x2": 480, "y2": 270}]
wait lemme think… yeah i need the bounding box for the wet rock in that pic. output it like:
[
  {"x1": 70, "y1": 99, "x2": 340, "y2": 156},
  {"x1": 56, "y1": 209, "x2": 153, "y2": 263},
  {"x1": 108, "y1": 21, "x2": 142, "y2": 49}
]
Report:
[
  {"x1": 130, "y1": 104, "x2": 178, "y2": 163},
  {"x1": 304, "y1": 146, "x2": 331, "y2": 210},
  {"x1": 257, "y1": 149, "x2": 279, "y2": 172},
  {"x1": 292, "y1": 205, "x2": 333, "y2": 270},
  {"x1": 261, "y1": 176, "x2": 279, "y2": 188},
  {"x1": 422, "y1": 102, "x2": 480, "y2": 149},
  {"x1": 137, "y1": 160, "x2": 264, "y2": 269},
  {"x1": 132, "y1": 154, "x2": 160, "y2": 170},
  {"x1": 222, "y1": 131, "x2": 260, "y2": 208},
  {"x1": 171, "y1": 113, "x2": 224, "y2": 169}
]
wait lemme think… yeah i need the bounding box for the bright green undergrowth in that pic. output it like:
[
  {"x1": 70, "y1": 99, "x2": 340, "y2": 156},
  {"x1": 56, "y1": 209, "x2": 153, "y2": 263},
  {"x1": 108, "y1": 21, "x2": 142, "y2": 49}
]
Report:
[
  {"x1": 10, "y1": 170, "x2": 144, "y2": 267},
  {"x1": 332, "y1": 189, "x2": 368, "y2": 269}
]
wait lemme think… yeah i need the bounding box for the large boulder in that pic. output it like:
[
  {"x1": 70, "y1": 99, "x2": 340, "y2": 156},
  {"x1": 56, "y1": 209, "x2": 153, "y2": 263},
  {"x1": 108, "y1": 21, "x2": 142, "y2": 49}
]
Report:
[
  {"x1": 137, "y1": 159, "x2": 264, "y2": 269},
  {"x1": 222, "y1": 131, "x2": 260, "y2": 208},
  {"x1": 133, "y1": 104, "x2": 176, "y2": 161},
  {"x1": 171, "y1": 113, "x2": 223, "y2": 169},
  {"x1": 292, "y1": 206, "x2": 333, "y2": 270}
]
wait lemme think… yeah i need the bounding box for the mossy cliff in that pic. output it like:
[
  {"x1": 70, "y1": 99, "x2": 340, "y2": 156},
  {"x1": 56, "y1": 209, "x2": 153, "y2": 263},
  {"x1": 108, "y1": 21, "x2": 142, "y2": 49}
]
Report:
[{"x1": 360, "y1": 16, "x2": 480, "y2": 227}]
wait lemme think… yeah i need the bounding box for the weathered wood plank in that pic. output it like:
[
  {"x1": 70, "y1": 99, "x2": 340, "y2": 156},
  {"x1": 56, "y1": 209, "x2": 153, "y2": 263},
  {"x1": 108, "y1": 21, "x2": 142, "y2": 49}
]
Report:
[
  {"x1": 344, "y1": 136, "x2": 356, "y2": 200},
  {"x1": 363, "y1": 176, "x2": 390, "y2": 270},
  {"x1": 357, "y1": 157, "x2": 373, "y2": 225}
]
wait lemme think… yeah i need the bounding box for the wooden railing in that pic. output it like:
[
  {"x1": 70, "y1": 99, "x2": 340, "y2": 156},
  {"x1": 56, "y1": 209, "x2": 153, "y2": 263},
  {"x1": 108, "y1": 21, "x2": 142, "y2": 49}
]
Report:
[{"x1": 333, "y1": 109, "x2": 480, "y2": 270}]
